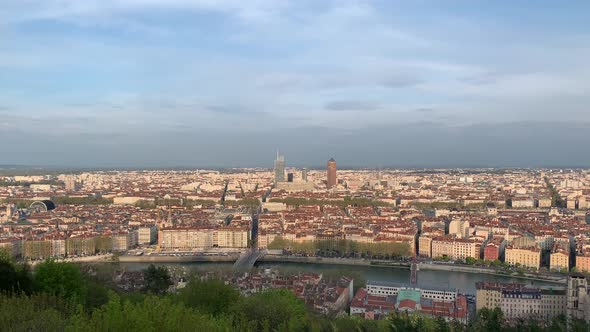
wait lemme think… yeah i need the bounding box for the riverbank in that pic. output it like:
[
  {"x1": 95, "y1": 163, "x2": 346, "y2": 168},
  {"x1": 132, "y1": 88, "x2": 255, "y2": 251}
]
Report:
[
  {"x1": 29, "y1": 253, "x2": 115, "y2": 266},
  {"x1": 116, "y1": 253, "x2": 566, "y2": 285},
  {"x1": 418, "y1": 263, "x2": 567, "y2": 285},
  {"x1": 118, "y1": 254, "x2": 238, "y2": 263}
]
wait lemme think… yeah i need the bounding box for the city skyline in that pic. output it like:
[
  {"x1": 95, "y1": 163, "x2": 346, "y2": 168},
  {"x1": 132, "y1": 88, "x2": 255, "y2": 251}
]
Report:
[
  {"x1": 3, "y1": 1, "x2": 590, "y2": 329},
  {"x1": 1, "y1": 1, "x2": 590, "y2": 167}
]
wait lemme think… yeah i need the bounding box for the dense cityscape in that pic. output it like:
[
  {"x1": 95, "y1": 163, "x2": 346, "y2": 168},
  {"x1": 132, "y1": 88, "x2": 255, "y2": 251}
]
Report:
[
  {"x1": 2, "y1": 154, "x2": 590, "y2": 329},
  {"x1": 2, "y1": 1, "x2": 590, "y2": 330}
]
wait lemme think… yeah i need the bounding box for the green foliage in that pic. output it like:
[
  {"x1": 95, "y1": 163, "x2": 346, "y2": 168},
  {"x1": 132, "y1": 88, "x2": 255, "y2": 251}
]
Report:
[
  {"x1": 312, "y1": 315, "x2": 391, "y2": 332},
  {"x1": 83, "y1": 280, "x2": 111, "y2": 311},
  {"x1": 230, "y1": 289, "x2": 308, "y2": 331},
  {"x1": 135, "y1": 200, "x2": 157, "y2": 209},
  {"x1": 3, "y1": 199, "x2": 35, "y2": 209},
  {"x1": 465, "y1": 257, "x2": 477, "y2": 265},
  {"x1": 470, "y1": 307, "x2": 509, "y2": 332},
  {"x1": 53, "y1": 196, "x2": 113, "y2": 205},
  {"x1": 0, "y1": 293, "x2": 75, "y2": 332},
  {"x1": 143, "y1": 264, "x2": 172, "y2": 295},
  {"x1": 545, "y1": 177, "x2": 565, "y2": 208},
  {"x1": 269, "y1": 197, "x2": 391, "y2": 208},
  {"x1": 410, "y1": 201, "x2": 463, "y2": 210},
  {"x1": 0, "y1": 252, "x2": 33, "y2": 295},
  {"x1": 268, "y1": 237, "x2": 411, "y2": 258},
  {"x1": 4, "y1": 257, "x2": 590, "y2": 332},
  {"x1": 176, "y1": 278, "x2": 240, "y2": 316},
  {"x1": 183, "y1": 199, "x2": 218, "y2": 207},
  {"x1": 154, "y1": 197, "x2": 183, "y2": 206},
  {"x1": 66, "y1": 295, "x2": 233, "y2": 332},
  {"x1": 234, "y1": 198, "x2": 261, "y2": 209},
  {"x1": 34, "y1": 260, "x2": 85, "y2": 300}
]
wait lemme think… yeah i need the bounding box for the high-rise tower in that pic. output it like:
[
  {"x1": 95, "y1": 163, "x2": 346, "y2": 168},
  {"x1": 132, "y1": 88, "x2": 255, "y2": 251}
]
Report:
[
  {"x1": 301, "y1": 168, "x2": 308, "y2": 182},
  {"x1": 274, "y1": 150, "x2": 285, "y2": 183},
  {"x1": 327, "y1": 158, "x2": 337, "y2": 189}
]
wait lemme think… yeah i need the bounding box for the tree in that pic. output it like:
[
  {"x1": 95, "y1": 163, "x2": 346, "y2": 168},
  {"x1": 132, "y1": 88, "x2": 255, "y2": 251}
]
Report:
[
  {"x1": 0, "y1": 253, "x2": 33, "y2": 295},
  {"x1": 142, "y1": 264, "x2": 172, "y2": 295},
  {"x1": 34, "y1": 260, "x2": 85, "y2": 300},
  {"x1": 66, "y1": 295, "x2": 233, "y2": 332},
  {"x1": 230, "y1": 289, "x2": 308, "y2": 331},
  {"x1": 83, "y1": 280, "x2": 110, "y2": 311},
  {"x1": 0, "y1": 294, "x2": 72, "y2": 331},
  {"x1": 470, "y1": 307, "x2": 504, "y2": 332},
  {"x1": 435, "y1": 317, "x2": 451, "y2": 332},
  {"x1": 176, "y1": 278, "x2": 239, "y2": 316}
]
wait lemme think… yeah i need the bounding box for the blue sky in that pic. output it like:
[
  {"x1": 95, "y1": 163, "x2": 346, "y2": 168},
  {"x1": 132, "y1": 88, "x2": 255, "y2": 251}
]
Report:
[{"x1": 1, "y1": 0, "x2": 590, "y2": 168}]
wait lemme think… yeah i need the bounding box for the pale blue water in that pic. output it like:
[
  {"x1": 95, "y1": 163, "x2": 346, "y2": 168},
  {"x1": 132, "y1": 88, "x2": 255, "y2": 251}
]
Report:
[{"x1": 117, "y1": 261, "x2": 558, "y2": 294}]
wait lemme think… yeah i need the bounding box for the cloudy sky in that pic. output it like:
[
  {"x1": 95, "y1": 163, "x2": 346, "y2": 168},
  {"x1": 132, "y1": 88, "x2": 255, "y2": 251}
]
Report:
[{"x1": 1, "y1": 0, "x2": 589, "y2": 168}]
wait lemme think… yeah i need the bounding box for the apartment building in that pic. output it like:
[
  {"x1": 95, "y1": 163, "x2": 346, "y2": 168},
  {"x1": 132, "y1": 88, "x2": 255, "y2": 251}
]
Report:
[
  {"x1": 112, "y1": 232, "x2": 133, "y2": 251},
  {"x1": 448, "y1": 219, "x2": 470, "y2": 239},
  {"x1": 476, "y1": 282, "x2": 566, "y2": 320},
  {"x1": 160, "y1": 227, "x2": 215, "y2": 250},
  {"x1": 215, "y1": 228, "x2": 249, "y2": 248},
  {"x1": 160, "y1": 227, "x2": 250, "y2": 250},
  {"x1": 505, "y1": 246, "x2": 541, "y2": 270},
  {"x1": 431, "y1": 236, "x2": 482, "y2": 261},
  {"x1": 550, "y1": 242, "x2": 570, "y2": 272},
  {"x1": 66, "y1": 236, "x2": 97, "y2": 256},
  {"x1": 22, "y1": 240, "x2": 51, "y2": 260},
  {"x1": 483, "y1": 237, "x2": 506, "y2": 261},
  {"x1": 0, "y1": 239, "x2": 22, "y2": 258},
  {"x1": 138, "y1": 225, "x2": 157, "y2": 245},
  {"x1": 576, "y1": 252, "x2": 590, "y2": 273},
  {"x1": 418, "y1": 235, "x2": 432, "y2": 257}
]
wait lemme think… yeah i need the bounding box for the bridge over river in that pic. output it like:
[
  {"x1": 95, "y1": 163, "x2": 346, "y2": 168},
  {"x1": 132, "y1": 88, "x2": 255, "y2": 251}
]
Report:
[{"x1": 233, "y1": 248, "x2": 267, "y2": 269}]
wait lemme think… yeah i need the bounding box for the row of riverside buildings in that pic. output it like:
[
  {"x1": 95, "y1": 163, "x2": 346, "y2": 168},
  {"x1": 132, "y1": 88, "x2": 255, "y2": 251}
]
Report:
[
  {"x1": 0, "y1": 224, "x2": 251, "y2": 260},
  {"x1": 476, "y1": 274, "x2": 590, "y2": 323}
]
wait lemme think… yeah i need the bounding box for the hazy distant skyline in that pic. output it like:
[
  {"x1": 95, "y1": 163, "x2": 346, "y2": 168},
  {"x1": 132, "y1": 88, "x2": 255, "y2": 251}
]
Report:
[{"x1": 1, "y1": 1, "x2": 590, "y2": 167}]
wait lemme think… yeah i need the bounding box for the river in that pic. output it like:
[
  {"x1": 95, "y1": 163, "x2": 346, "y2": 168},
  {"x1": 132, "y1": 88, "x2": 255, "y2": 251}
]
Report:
[{"x1": 115, "y1": 261, "x2": 559, "y2": 294}]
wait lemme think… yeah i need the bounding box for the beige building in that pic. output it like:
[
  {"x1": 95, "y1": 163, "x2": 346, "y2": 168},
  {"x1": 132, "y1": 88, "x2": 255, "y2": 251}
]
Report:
[
  {"x1": 138, "y1": 226, "x2": 157, "y2": 245},
  {"x1": 418, "y1": 235, "x2": 432, "y2": 257},
  {"x1": 550, "y1": 243, "x2": 570, "y2": 272},
  {"x1": 23, "y1": 240, "x2": 51, "y2": 260},
  {"x1": 511, "y1": 197, "x2": 534, "y2": 208},
  {"x1": 537, "y1": 198, "x2": 552, "y2": 208},
  {"x1": 0, "y1": 239, "x2": 22, "y2": 258},
  {"x1": 448, "y1": 219, "x2": 470, "y2": 239},
  {"x1": 505, "y1": 246, "x2": 541, "y2": 270},
  {"x1": 160, "y1": 227, "x2": 249, "y2": 250},
  {"x1": 576, "y1": 253, "x2": 590, "y2": 273},
  {"x1": 431, "y1": 237, "x2": 481, "y2": 261},
  {"x1": 66, "y1": 236, "x2": 96, "y2": 256},
  {"x1": 112, "y1": 233, "x2": 133, "y2": 251},
  {"x1": 215, "y1": 228, "x2": 249, "y2": 248},
  {"x1": 50, "y1": 239, "x2": 66, "y2": 257},
  {"x1": 476, "y1": 282, "x2": 566, "y2": 320},
  {"x1": 257, "y1": 232, "x2": 279, "y2": 249},
  {"x1": 160, "y1": 228, "x2": 215, "y2": 250}
]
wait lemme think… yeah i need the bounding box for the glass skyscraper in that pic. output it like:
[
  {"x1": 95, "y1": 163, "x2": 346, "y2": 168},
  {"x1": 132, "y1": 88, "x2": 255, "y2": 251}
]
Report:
[{"x1": 274, "y1": 151, "x2": 285, "y2": 183}]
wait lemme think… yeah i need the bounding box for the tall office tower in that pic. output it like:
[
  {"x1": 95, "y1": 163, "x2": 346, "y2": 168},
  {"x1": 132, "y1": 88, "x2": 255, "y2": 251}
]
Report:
[
  {"x1": 327, "y1": 158, "x2": 337, "y2": 189},
  {"x1": 287, "y1": 173, "x2": 294, "y2": 182},
  {"x1": 64, "y1": 175, "x2": 78, "y2": 191},
  {"x1": 274, "y1": 151, "x2": 285, "y2": 183},
  {"x1": 301, "y1": 169, "x2": 308, "y2": 182}
]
